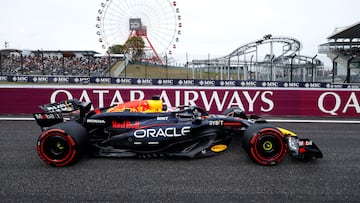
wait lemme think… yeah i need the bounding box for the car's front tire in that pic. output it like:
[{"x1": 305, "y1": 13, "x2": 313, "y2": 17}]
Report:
[{"x1": 242, "y1": 123, "x2": 288, "y2": 166}]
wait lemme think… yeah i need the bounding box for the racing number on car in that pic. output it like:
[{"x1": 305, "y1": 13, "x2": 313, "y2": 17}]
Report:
[{"x1": 209, "y1": 120, "x2": 224, "y2": 126}]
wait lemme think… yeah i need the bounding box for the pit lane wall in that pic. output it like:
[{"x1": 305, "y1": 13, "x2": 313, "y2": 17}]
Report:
[{"x1": 1, "y1": 77, "x2": 360, "y2": 117}]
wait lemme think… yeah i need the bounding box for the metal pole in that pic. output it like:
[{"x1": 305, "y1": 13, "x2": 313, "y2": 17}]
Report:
[
  {"x1": 124, "y1": 54, "x2": 127, "y2": 78},
  {"x1": 346, "y1": 56, "x2": 354, "y2": 83},
  {"x1": 250, "y1": 55, "x2": 254, "y2": 80},
  {"x1": 62, "y1": 52, "x2": 65, "y2": 75},
  {"x1": 165, "y1": 54, "x2": 168, "y2": 79},
  {"x1": 20, "y1": 52, "x2": 23, "y2": 75},
  {"x1": 237, "y1": 55, "x2": 240, "y2": 80},
  {"x1": 145, "y1": 60, "x2": 148, "y2": 78},
  {"x1": 88, "y1": 53, "x2": 91, "y2": 77},
  {"x1": 243, "y1": 54, "x2": 247, "y2": 80},
  {"x1": 192, "y1": 63, "x2": 194, "y2": 80},
  {"x1": 220, "y1": 61, "x2": 223, "y2": 80},
  {"x1": 311, "y1": 55, "x2": 317, "y2": 82},
  {"x1": 255, "y1": 46, "x2": 258, "y2": 80},
  {"x1": 228, "y1": 57, "x2": 231, "y2": 80},
  {"x1": 290, "y1": 54, "x2": 297, "y2": 82},
  {"x1": 270, "y1": 40, "x2": 274, "y2": 81},
  {"x1": 37, "y1": 50, "x2": 41, "y2": 75},
  {"x1": 186, "y1": 52, "x2": 189, "y2": 79},
  {"x1": 207, "y1": 53, "x2": 210, "y2": 80},
  {"x1": 332, "y1": 55, "x2": 339, "y2": 83},
  {"x1": 40, "y1": 51, "x2": 44, "y2": 75},
  {"x1": 270, "y1": 55, "x2": 275, "y2": 81},
  {"x1": 107, "y1": 51, "x2": 111, "y2": 71}
]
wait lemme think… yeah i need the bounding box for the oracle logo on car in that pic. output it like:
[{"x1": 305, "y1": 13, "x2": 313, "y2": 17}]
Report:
[{"x1": 133, "y1": 126, "x2": 191, "y2": 138}]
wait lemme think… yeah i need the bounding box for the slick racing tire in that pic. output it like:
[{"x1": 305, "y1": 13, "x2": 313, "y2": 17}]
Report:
[
  {"x1": 242, "y1": 124, "x2": 288, "y2": 166},
  {"x1": 37, "y1": 121, "x2": 88, "y2": 167}
]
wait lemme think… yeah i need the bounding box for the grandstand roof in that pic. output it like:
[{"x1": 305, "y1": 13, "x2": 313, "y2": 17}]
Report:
[
  {"x1": 0, "y1": 49, "x2": 100, "y2": 57},
  {"x1": 328, "y1": 21, "x2": 360, "y2": 40},
  {"x1": 0, "y1": 49, "x2": 22, "y2": 55},
  {"x1": 38, "y1": 50, "x2": 99, "y2": 57}
]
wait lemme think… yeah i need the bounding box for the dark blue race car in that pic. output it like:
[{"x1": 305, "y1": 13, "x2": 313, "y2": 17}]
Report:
[{"x1": 33, "y1": 96, "x2": 322, "y2": 167}]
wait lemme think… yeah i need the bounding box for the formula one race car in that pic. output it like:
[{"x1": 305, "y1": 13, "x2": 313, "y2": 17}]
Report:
[{"x1": 33, "y1": 96, "x2": 322, "y2": 167}]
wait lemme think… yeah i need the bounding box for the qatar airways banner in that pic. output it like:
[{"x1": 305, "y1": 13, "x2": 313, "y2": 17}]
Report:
[{"x1": 0, "y1": 85, "x2": 360, "y2": 117}]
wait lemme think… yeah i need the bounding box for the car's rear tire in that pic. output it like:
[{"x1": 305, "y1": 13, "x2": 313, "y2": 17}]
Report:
[
  {"x1": 37, "y1": 121, "x2": 88, "y2": 167},
  {"x1": 242, "y1": 123, "x2": 288, "y2": 166}
]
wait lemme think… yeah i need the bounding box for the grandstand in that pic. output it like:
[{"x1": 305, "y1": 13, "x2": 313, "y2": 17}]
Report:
[
  {"x1": 319, "y1": 21, "x2": 360, "y2": 83},
  {"x1": 0, "y1": 50, "x2": 121, "y2": 77}
]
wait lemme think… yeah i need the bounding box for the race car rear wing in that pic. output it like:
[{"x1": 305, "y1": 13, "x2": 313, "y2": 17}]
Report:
[
  {"x1": 39, "y1": 99, "x2": 91, "y2": 114},
  {"x1": 33, "y1": 99, "x2": 91, "y2": 130}
]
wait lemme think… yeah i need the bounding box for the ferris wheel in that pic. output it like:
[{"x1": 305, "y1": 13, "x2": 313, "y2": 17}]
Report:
[{"x1": 96, "y1": 0, "x2": 182, "y2": 64}]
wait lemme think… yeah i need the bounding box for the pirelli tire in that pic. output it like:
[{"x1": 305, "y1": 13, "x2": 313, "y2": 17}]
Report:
[
  {"x1": 36, "y1": 121, "x2": 88, "y2": 167},
  {"x1": 242, "y1": 123, "x2": 288, "y2": 166}
]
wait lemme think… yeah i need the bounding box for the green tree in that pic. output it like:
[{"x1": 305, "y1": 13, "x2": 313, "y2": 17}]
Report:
[
  {"x1": 108, "y1": 44, "x2": 128, "y2": 54},
  {"x1": 125, "y1": 36, "x2": 145, "y2": 61}
]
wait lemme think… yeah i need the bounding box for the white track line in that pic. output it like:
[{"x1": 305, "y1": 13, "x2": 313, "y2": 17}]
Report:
[
  {"x1": 1, "y1": 117, "x2": 360, "y2": 124},
  {"x1": 0, "y1": 118, "x2": 35, "y2": 121}
]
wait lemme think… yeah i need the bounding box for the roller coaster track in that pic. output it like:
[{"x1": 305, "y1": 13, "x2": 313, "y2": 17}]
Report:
[{"x1": 191, "y1": 35, "x2": 322, "y2": 70}]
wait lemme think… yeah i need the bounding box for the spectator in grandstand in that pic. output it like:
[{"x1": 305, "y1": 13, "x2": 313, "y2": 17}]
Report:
[{"x1": 0, "y1": 51, "x2": 119, "y2": 77}]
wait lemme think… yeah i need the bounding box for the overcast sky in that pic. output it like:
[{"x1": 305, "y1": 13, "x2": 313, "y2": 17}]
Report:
[{"x1": 1, "y1": 0, "x2": 359, "y2": 67}]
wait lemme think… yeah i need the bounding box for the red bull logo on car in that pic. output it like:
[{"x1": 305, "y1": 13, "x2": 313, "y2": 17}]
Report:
[{"x1": 106, "y1": 99, "x2": 163, "y2": 113}]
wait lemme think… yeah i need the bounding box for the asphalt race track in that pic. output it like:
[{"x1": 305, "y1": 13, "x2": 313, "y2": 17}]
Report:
[{"x1": 0, "y1": 120, "x2": 359, "y2": 202}]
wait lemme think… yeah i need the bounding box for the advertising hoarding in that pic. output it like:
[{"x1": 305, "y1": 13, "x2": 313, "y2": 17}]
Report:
[{"x1": 1, "y1": 85, "x2": 359, "y2": 117}]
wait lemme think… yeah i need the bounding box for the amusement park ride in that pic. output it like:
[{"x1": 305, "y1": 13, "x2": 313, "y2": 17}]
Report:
[
  {"x1": 128, "y1": 18, "x2": 161, "y2": 63},
  {"x1": 96, "y1": 0, "x2": 182, "y2": 64},
  {"x1": 191, "y1": 34, "x2": 324, "y2": 82}
]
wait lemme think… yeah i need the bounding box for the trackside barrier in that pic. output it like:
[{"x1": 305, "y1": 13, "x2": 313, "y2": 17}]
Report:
[
  {"x1": 1, "y1": 75, "x2": 360, "y2": 89},
  {"x1": 0, "y1": 84, "x2": 360, "y2": 117}
]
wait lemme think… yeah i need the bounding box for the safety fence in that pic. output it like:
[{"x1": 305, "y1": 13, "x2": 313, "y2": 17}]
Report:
[{"x1": 1, "y1": 75, "x2": 360, "y2": 88}]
